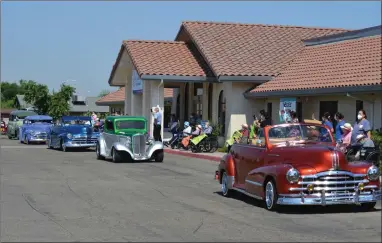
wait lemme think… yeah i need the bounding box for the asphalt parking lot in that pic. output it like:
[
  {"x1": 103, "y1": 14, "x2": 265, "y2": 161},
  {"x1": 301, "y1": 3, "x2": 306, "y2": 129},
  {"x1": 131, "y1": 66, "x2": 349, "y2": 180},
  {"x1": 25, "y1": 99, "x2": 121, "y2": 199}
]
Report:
[{"x1": 0, "y1": 135, "x2": 381, "y2": 242}]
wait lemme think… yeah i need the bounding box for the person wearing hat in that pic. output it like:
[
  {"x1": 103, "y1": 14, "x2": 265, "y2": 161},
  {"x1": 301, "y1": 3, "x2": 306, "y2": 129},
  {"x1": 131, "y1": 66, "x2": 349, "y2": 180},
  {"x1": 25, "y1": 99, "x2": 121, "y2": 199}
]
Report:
[
  {"x1": 192, "y1": 124, "x2": 202, "y2": 136},
  {"x1": 354, "y1": 134, "x2": 375, "y2": 160},
  {"x1": 340, "y1": 123, "x2": 353, "y2": 146},
  {"x1": 356, "y1": 134, "x2": 375, "y2": 148},
  {"x1": 225, "y1": 124, "x2": 249, "y2": 152}
]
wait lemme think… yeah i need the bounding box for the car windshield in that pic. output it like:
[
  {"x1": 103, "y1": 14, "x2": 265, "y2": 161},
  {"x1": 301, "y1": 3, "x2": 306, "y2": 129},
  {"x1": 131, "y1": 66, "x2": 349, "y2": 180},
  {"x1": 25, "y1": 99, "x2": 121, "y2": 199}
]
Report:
[
  {"x1": 63, "y1": 120, "x2": 91, "y2": 125},
  {"x1": 29, "y1": 120, "x2": 52, "y2": 124},
  {"x1": 268, "y1": 124, "x2": 333, "y2": 145},
  {"x1": 115, "y1": 120, "x2": 145, "y2": 130}
]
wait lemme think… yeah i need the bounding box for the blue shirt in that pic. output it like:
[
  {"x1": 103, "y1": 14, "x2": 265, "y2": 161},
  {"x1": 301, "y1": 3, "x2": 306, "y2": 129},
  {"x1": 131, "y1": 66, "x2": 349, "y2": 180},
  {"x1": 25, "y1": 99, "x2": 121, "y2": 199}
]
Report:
[
  {"x1": 323, "y1": 120, "x2": 333, "y2": 131},
  {"x1": 154, "y1": 112, "x2": 162, "y2": 125},
  {"x1": 335, "y1": 120, "x2": 345, "y2": 141},
  {"x1": 351, "y1": 119, "x2": 371, "y2": 144}
]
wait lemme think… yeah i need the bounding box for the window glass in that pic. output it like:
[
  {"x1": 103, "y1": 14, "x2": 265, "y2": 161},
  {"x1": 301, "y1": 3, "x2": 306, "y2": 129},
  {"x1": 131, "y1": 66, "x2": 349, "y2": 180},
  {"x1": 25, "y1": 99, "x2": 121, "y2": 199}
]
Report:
[
  {"x1": 106, "y1": 120, "x2": 114, "y2": 131},
  {"x1": 115, "y1": 120, "x2": 145, "y2": 130},
  {"x1": 268, "y1": 124, "x2": 332, "y2": 145}
]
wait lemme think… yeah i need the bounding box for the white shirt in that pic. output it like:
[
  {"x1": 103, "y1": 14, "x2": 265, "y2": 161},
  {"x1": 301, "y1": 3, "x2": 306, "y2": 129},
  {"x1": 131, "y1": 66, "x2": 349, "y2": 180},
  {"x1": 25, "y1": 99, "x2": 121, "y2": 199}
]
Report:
[
  {"x1": 154, "y1": 112, "x2": 162, "y2": 125},
  {"x1": 183, "y1": 126, "x2": 191, "y2": 136}
]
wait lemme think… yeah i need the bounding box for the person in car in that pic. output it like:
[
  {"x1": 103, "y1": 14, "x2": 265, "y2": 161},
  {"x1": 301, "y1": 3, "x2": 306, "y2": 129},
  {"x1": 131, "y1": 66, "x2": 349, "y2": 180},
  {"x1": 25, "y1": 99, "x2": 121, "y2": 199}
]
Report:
[
  {"x1": 226, "y1": 124, "x2": 249, "y2": 151},
  {"x1": 321, "y1": 112, "x2": 334, "y2": 133}
]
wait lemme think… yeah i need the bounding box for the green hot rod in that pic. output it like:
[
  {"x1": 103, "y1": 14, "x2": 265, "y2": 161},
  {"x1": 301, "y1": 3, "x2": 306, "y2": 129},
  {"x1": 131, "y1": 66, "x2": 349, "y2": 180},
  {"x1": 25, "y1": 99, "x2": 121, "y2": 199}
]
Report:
[{"x1": 96, "y1": 116, "x2": 164, "y2": 162}]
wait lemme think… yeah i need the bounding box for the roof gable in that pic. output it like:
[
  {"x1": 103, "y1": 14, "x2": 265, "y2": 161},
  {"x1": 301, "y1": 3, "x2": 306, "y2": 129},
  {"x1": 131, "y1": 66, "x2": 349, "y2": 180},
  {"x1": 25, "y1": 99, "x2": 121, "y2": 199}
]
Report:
[
  {"x1": 123, "y1": 40, "x2": 211, "y2": 79},
  {"x1": 176, "y1": 21, "x2": 349, "y2": 79}
]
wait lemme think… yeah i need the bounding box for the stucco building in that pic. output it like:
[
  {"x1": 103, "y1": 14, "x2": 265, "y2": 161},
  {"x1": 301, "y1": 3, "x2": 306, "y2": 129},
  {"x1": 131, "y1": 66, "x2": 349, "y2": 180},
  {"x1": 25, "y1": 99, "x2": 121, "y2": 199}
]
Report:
[{"x1": 107, "y1": 21, "x2": 382, "y2": 139}]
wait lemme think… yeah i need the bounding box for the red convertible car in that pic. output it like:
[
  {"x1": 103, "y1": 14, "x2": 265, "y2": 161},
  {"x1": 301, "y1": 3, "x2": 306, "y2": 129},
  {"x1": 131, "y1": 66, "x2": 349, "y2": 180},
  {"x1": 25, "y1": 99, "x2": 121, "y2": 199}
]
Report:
[{"x1": 215, "y1": 122, "x2": 381, "y2": 211}]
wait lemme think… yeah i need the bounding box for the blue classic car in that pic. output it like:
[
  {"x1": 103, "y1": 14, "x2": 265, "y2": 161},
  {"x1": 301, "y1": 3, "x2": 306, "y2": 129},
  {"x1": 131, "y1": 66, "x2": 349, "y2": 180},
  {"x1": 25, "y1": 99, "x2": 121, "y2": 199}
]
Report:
[
  {"x1": 19, "y1": 115, "x2": 53, "y2": 144},
  {"x1": 47, "y1": 116, "x2": 100, "y2": 152}
]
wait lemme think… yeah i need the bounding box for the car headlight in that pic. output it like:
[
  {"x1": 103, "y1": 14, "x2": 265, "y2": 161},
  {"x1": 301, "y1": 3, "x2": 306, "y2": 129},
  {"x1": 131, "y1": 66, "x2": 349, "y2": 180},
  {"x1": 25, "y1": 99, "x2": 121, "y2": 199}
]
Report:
[
  {"x1": 286, "y1": 168, "x2": 300, "y2": 183},
  {"x1": 67, "y1": 133, "x2": 72, "y2": 139},
  {"x1": 29, "y1": 131, "x2": 35, "y2": 135},
  {"x1": 367, "y1": 165, "x2": 380, "y2": 181}
]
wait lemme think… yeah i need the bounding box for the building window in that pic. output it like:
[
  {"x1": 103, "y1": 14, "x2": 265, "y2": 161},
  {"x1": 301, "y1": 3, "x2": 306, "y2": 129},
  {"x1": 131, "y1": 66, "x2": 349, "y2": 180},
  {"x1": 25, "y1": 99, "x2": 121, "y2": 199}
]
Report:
[{"x1": 356, "y1": 100, "x2": 363, "y2": 121}]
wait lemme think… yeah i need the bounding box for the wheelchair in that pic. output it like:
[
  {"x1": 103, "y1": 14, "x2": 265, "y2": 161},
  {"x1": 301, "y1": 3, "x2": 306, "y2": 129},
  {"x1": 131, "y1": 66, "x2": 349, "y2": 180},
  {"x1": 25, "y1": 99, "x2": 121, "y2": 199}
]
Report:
[
  {"x1": 190, "y1": 134, "x2": 219, "y2": 153},
  {"x1": 345, "y1": 142, "x2": 380, "y2": 166}
]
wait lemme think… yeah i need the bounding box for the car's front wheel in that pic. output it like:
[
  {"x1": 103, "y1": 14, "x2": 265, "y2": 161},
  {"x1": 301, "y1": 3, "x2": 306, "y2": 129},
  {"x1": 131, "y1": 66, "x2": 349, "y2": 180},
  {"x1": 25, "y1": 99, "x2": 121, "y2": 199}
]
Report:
[
  {"x1": 111, "y1": 147, "x2": 122, "y2": 163},
  {"x1": 24, "y1": 135, "x2": 29, "y2": 145},
  {"x1": 264, "y1": 180, "x2": 279, "y2": 211},
  {"x1": 221, "y1": 171, "x2": 233, "y2": 197},
  {"x1": 60, "y1": 139, "x2": 68, "y2": 152},
  {"x1": 154, "y1": 149, "x2": 164, "y2": 162},
  {"x1": 96, "y1": 142, "x2": 105, "y2": 160}
]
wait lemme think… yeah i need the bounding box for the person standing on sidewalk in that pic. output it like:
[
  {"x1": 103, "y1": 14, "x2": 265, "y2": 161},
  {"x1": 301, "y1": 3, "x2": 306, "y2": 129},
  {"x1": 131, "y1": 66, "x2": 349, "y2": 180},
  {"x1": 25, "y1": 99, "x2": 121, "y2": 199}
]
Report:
[{"x1": 153, "y1": 107, "x2": 162, "y2": 142}]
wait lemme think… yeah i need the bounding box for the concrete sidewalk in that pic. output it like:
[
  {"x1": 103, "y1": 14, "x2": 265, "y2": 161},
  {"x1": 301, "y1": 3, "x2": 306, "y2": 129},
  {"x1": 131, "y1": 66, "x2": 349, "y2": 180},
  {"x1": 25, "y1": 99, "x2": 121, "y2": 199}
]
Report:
[
  {"x1": 164, "y1": 148, "x2": 225, "y2": 162},
  {"x1": 162, "y1": 131, "x2": 224, "y2": 162}
]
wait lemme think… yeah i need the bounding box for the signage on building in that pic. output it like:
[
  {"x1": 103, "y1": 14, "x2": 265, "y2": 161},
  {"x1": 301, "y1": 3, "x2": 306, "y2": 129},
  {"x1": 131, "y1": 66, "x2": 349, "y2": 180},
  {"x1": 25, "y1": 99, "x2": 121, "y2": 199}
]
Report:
[
  {"x1": 279, "y1": 98, "x2": 296, "y2": 122},
  {"x1": 132, "y1": 70, "x2": 143, "y2": 94}
]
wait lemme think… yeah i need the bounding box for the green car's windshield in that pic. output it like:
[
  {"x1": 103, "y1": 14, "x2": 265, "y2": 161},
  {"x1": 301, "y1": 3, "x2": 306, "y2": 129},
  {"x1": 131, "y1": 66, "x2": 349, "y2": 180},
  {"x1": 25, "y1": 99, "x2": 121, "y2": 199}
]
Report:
[{"x1": 116, "y1": 120, "x2": 145, "y2": 130}]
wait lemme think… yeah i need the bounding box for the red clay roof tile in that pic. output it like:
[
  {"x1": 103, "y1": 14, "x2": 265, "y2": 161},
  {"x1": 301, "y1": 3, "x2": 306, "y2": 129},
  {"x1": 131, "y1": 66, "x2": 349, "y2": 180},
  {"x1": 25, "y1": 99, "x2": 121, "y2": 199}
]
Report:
[
  {"x1": 96, "y1": 87, "x2": 125, "y2": 104},
  {"x1": 251, "y1": 35, "x2": 382, "y2": 93},
  {"x1": 123, "y1": 40, "x2": 209, "y2": 77},
  {"x1": 96, "y1": 87, "x2": 174, "y2": 104},
  {"x1": 178, "y1": 21, "x2": 349, "y2": 77}
]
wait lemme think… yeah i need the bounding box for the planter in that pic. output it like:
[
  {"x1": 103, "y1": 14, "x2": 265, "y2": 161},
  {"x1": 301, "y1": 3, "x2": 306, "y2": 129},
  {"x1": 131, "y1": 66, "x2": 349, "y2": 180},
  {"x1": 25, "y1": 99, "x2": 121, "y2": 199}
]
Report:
[{"x1": 217, "y1": 136, "x2": 225, "y2": 148}]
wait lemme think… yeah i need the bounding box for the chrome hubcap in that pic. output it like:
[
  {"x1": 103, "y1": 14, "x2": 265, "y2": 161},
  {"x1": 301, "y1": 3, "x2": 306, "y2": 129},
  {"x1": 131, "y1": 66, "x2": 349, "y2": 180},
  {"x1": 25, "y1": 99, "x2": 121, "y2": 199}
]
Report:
[
  {"x1": 221, "y1": 173, "x2": 228, "y2": 195},
  {"x1": 265, "y1": 182, "x2": 274, "y2": 208}
]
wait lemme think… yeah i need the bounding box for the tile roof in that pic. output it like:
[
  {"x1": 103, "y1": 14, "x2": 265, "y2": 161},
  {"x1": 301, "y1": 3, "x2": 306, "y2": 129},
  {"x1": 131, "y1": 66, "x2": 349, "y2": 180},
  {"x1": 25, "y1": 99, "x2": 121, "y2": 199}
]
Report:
[
  {"x1": 251, "y1": 35, "x2": 382, "y2": 93},
  {"x1": 96, "y1": 87, "x2": 174, "y2": 105},
  {"x1": 123, "y1": 40, "x2": 210, "y2": 77},
  {"x1": 177, "y1": 21, "x2": 349, "y2": 77},
  {"x1": 96, "y1": 87, "x2": 125, "y2": 104}
]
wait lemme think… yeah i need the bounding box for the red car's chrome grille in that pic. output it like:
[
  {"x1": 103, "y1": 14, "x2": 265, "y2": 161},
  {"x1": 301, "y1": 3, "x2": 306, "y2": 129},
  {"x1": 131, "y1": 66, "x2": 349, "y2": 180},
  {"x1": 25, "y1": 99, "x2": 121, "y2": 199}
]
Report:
[{"x1": 290, "y1": 171, "x2": 371, "y2": 194}]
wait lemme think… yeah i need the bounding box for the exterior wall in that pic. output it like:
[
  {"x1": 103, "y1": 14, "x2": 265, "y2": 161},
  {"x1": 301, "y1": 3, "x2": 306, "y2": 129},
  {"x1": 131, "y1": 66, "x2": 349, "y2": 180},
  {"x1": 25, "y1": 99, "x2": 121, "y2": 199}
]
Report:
[
  {"x1": 265, "y1": 93, "x2": 382, "y2": 130},
  {"x1": 224, "y1": 82, "x2": 264, "y2": 138}
]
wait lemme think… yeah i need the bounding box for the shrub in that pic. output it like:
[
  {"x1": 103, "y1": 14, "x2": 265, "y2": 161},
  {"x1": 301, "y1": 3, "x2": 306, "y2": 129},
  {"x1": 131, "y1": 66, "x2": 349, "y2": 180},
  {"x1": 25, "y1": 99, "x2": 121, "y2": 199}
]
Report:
[
  {"x1": 210, "y1": 122, "x2": 222, "y2": 137},
  {"x1": 371, "y1": 130, "x2": 382, "y2": 169}
]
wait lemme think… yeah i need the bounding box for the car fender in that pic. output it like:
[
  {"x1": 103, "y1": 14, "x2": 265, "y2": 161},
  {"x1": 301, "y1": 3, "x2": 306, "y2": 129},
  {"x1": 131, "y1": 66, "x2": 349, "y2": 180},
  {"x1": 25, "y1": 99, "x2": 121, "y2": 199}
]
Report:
[
  {"x1": 147, "y1": 142, "x2": 164, "y2": 158},
  {"x1": 219, "y1": 153, "x2": 236, "y2": 177},
  {"x1": 112, "y1": 142, "x2": 134, "y2": 158},
  {"x1": 248, "y1": 164, "x2": 293, "y2": 194},
  {"x1": 98, "y1": 134, "x2": 108, "y2": 156}
]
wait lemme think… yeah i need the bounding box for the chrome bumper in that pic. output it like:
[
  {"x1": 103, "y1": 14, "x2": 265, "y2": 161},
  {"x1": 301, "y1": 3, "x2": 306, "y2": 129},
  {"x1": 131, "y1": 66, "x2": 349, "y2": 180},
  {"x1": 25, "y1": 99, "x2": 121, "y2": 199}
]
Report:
[
  {"x1": 29, "y1": 138, "x2": 47, "y2": 142},
  {"x1": 277, "y1": 189, "x2": 382, "y2": 206},
  {"x1": 64, "y1": 142, "x2": 96, "y2": 148}
]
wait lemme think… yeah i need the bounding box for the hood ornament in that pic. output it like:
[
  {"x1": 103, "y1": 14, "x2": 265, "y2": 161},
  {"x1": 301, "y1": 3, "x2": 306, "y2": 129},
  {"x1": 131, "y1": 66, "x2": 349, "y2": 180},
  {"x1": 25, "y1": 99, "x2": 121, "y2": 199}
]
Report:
[{"x1": 331, "y1": 150, "x2": 340, "y2": 170}]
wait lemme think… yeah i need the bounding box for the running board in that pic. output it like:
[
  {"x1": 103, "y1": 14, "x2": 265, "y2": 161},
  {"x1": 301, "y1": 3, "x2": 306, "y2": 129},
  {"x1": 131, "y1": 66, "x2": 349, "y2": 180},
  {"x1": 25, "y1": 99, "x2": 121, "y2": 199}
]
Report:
[{"x1": 232, "y1": 187, "x2": 263, "y2": 200}]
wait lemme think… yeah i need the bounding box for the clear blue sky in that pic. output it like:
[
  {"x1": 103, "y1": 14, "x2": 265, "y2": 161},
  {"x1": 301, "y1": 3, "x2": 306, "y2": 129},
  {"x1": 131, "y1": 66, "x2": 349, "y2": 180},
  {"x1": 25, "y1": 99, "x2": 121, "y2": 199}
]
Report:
[{"x1": 2, "y1": 1, "x2": 381, "y2": 96}]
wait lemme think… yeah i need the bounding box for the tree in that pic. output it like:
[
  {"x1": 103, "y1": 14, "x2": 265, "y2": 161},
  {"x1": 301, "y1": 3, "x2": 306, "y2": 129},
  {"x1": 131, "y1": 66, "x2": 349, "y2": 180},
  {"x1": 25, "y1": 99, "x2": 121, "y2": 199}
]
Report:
[
  {"x1": 98, "y1": 89, "x2": 111, "y2": 97},
  {"x1": 23, "y1": 81, "x2": 50, "y2": 114},
  {"x1": 48, "y1": 84, "x2": 76, "y2": 120}
]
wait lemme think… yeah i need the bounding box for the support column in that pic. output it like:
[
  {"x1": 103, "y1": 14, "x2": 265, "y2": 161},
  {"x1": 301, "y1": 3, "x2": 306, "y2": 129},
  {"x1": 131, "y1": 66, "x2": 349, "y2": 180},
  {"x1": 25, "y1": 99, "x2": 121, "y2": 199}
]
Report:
[
  {"x1": 187, "y1": 83, "x2": 194, "y2": 117},
  {"x1": 171, "y1": 88, "x2": 179, "y2": 115},
  {"x1": 179, "y1": 83, "x2": 185, "y2": 125},
  {"x1": 149, "y1": 80, "x2": 164, "y2": 139},
  {"x1": 142, "y1": 80, "x2": 151, "y2": 135},
  {"x1": 224, "y1": 82, "x2": 233, "y2": 139},
  {"x1": 124, "y1": 77, "x2": 132, "y2": 115},
  {"x1": 202, "y1": 82, "x2": 209, "y2": 120}
]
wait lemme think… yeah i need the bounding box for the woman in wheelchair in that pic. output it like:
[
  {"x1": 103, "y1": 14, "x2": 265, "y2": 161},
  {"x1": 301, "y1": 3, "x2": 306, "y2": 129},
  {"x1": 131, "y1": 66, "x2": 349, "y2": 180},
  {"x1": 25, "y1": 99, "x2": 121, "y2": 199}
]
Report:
[{"x1": 346, "y1": 134, "x2": 378, "y2": 164}]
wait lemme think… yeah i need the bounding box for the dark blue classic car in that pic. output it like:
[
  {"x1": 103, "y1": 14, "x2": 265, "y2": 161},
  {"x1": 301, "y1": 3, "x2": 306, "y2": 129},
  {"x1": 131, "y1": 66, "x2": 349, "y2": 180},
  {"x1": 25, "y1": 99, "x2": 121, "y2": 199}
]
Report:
[
  {"x1": 19, "y1": 115, "x2": 53, "y2": 144},
  {"x1": 47, "y1": 116, "x2": 100, "y2": 152}
]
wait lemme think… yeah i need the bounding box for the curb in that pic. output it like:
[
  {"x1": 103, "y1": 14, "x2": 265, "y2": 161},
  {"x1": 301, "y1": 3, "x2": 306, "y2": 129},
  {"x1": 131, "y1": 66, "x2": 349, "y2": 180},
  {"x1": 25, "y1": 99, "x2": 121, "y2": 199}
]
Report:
[{"x1": 164, "y1": 148, "x2": 221, "y2": 162}]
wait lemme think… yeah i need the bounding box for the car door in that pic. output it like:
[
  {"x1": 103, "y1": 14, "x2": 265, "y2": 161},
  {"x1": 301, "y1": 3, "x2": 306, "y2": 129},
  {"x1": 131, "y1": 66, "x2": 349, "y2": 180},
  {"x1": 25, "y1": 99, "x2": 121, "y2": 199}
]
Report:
[
  {"x1": 243, "y1": 129, "x2": 267, "y2": 196},
  {"x1": 7, "y1": 115, "x2": 15, "y2": 136}
]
